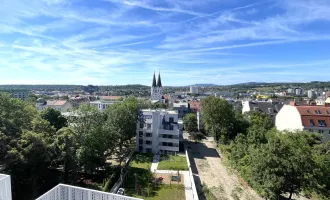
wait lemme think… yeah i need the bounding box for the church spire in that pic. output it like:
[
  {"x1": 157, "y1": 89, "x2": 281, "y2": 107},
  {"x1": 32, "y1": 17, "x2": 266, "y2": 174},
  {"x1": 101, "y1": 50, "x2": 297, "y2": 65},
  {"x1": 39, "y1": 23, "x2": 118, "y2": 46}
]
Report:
[
  {"x1": 157, "y1": 72, "x2": 162, "y2": 87},
  {"x1": 152, "y1": 71, "x2": 157, "y2": 87}
]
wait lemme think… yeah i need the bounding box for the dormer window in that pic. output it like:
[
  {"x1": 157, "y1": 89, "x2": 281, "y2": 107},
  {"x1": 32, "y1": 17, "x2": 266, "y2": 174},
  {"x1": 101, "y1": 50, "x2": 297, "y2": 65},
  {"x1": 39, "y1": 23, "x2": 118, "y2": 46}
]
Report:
[
  {"x1": 314, "y1": 110, "x2": 322, "y2": 114},
  {"x1": 318, "y1": 120, "x2": 326, "y2": 127}
]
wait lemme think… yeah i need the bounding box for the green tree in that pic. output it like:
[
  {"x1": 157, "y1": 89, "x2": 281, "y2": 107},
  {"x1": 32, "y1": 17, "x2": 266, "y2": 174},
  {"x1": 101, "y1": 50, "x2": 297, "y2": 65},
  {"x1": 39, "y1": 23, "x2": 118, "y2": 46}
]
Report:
[
  {"x1": 200, "y1": 97, "x2": 235, "y2": 143},
  {"x1": 53, "y1": 127, "x2": 78, "y2": 183},
  {"x1": 183, "y1": 113, "x2": 197, "y2": 132},
  {"x1": 40, "y1": 107, "x2": 67, "y2": 131}
]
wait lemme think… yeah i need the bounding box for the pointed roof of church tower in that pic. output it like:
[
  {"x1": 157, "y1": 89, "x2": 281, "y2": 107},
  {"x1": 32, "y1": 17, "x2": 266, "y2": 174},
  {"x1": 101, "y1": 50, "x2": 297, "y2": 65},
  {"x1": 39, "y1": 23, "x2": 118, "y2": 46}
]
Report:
[
  {"x1": 152, "y1": 72, "x2": 157, "y2": 87},
  {"x1": 157, "y1": 72, "x2": 162, "y2": 87}
]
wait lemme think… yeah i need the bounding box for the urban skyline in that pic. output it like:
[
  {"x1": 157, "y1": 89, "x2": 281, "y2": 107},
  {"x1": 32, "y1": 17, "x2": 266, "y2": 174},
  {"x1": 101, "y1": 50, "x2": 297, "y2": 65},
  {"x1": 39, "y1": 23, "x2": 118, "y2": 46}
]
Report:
[{"x1": 1, "y1": 0, "x2": 330, "y2": 86}]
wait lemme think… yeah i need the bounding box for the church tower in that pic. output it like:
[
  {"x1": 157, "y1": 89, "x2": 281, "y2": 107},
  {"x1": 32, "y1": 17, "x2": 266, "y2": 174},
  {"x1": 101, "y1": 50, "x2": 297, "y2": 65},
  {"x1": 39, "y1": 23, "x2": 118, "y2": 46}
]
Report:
[{"x1": 151, "y1": 71, "x2": 163, "y2": 101}]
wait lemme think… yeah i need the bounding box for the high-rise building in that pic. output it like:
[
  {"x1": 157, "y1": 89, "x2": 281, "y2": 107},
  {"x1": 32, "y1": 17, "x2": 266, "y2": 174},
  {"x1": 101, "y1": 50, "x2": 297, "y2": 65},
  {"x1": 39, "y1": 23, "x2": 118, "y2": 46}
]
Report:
[
  {"x1": 136, "y1": 109, "x2": 181, "y2": 155},
  {"x1": 308, "y1": 90, "x2": 317, "y2": 99},
  {"x1": 190, "y1": 86, "x2": 199, "y2": 94},
  {"x1": 151, "y1": 72, "x2": 163, "y2": 101}
]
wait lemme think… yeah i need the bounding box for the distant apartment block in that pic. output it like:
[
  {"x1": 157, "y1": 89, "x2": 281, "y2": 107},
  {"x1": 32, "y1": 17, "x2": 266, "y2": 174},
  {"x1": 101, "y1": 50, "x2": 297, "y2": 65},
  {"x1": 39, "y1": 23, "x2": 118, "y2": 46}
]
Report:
[
  {"x1": 89, "y1": 96, "x2": 122, "y2": 112},
  {"x1": 136, "y1": 109, "x2": 181, "y2": 155},
  {"x1": 0, "y1": 174, "x2": 12, "y2": 200},
  {"x1": 190, "y1": 86, "x2": 199, "y2": 94},
  {"x1": 276, "y1": 102, "x2": 330, "y2": 139},
  {"x1": 0, "y1": 90, "x2": 29, "y2": 100},
  {"x1": 36, "y1": 98, "x2": 73, "y2": 112}
]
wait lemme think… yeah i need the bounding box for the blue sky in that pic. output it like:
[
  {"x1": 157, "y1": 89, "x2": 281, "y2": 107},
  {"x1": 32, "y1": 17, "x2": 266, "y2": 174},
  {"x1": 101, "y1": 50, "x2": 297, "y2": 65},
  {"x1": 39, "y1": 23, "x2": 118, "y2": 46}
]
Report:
[{"x1": 1, "y1": 0, "x2": 330, "y2": 86}]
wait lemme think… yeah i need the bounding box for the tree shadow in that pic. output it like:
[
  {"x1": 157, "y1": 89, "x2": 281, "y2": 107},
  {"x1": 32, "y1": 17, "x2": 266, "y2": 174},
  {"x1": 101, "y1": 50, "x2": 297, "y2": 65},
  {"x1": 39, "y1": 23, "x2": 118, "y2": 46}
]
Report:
[
  {"x1": 131, "y1": 152, "x2": 154, "y2": 164},
  {"x1": 188, "y1": 141, "x2": 220, "y2": 159}
]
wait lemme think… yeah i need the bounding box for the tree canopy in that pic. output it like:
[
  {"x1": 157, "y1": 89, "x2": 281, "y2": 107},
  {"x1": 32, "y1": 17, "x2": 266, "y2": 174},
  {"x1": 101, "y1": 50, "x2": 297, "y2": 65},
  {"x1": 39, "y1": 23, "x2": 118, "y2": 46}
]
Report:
[{"x1": 183, "y1": 113, "x2": 198, "y2": 132}]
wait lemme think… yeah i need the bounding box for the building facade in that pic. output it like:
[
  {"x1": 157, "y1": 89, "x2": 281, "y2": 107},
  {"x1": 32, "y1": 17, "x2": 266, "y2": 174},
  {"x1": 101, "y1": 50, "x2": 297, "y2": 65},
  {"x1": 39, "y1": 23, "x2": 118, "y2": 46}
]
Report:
[
  {"x1": 190, "y1": 86, "x2": 199, "y2": 94},
  {"x1": 188, "y1": 100, "x2": 201, "y2": 113},
  {"x1": 136, "y1": 109, "x2": 181, "y2": 155},
  {"x1": 242, "y1": 100, "x2": 284, "y2": 123},
  {"x1": 36, "y1": 99, "x2": 73, "y2": 112},
  {"x1": 89, "y1": 96, "x2": 122, "y2": 112},
  {"x1": 151, "y1": 72, "x2": 163, "y2": 101},
  {"x1": 276, "y1": 102, "x2": 330, "y2": 139},
  {"x1": 172, "y1": 101, "x2": 189, "y2": 118},
  {"x1": 0, "y1": 90, "x2": 29, "y2": 100}
]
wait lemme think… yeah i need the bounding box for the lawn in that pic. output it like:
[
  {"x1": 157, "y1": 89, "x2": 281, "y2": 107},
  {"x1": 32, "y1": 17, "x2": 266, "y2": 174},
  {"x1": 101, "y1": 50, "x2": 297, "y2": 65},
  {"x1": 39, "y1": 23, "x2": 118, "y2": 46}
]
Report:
[
  {"x1": 135, "y1": 185, "x2": 185, "y2": 200},
  {"x1": 129, "y1": 152, "x2": 153, "y2": 169},
  {"x1": 157, "y1": 155, "x2": 188, "y2": 171}
]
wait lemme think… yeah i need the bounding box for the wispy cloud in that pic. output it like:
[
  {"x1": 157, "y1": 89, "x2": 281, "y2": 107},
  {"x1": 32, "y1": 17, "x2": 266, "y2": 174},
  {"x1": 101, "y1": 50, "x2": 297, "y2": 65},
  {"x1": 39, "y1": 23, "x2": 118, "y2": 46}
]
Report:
[{"x1": 0, "y1": 0, "x2": 330, "y2": 85}]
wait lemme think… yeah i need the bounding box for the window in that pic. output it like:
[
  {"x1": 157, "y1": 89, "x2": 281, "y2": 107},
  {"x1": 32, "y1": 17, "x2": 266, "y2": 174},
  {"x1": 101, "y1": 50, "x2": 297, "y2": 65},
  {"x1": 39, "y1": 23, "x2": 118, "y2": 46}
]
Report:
[
  {"x1": 169, "y1": 125, "x2": 173, "y2": 130},
  {"x1": 146, "y1": 148, "x2": 152, "y2": 153},
  {"x1": 326, "y1": 110, "x2": 330, "y2": 115},
  {"x1": 169, "y1": 117, "x2": 174, "y2": 123},
  {"x1": 307, "y1": 110, "x2": 310, "y2": 114},
  {"x1": 139, "y1": 139, "x2": 143, "y2": 145},
  {"x1": 314, "y1": 110, "x2": 322, "y2": 114},
  {"x1": 139, "y1": 146, "x2": 143, "y2": 152},
  {"x1": 139, "y1": 131, "x2": 143, "y2": 137},
  {"x1": 146, "y1": 132, "x2": 152, "y2": 137},
  {"x1": 318, "y1": 120, "x2": 326, "y2": 127},
  {"x1": 309, "y1": 119, "x2": 314, "y2": 127},
  {"x1": 147, "y1": 124, "x2": 152, "y2": 129},
  {"x1": 140, "y1": 123, "x2": 144, "y2": 128},
  {"x1": 146, "y1": 140, "x2": 152, "y2": 145}
]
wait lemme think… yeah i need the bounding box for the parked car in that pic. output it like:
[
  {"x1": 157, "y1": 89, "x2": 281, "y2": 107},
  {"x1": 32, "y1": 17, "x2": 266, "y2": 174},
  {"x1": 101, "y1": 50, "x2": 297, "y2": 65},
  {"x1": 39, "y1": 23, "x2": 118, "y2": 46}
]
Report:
[{"x1": 117, "y1": 188, "x2": 125, "y2": 195}]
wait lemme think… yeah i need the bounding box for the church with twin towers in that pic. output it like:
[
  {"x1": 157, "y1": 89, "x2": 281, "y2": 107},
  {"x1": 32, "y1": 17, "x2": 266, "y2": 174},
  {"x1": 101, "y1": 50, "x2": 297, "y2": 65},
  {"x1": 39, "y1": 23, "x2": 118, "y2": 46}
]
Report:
[{"x1": 151, "y1": 72, "x2": 164, "y2": 102}]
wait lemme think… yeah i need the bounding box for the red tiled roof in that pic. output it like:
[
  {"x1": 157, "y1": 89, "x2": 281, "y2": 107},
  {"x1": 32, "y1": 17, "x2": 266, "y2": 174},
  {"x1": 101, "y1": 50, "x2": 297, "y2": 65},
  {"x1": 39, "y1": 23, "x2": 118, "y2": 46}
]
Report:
[
  {"x1": 295, "y1": 106, "x2": 330, "y2": 128},
  {"x1": 296, "y1": 106, "x2": 330, "y2": 116},
  {"x1": 163, "y1": 94, "x2": 169, "y2": 100},
  {"x1": 100, "y1": 96, "x2": 121, "y2": 100}
]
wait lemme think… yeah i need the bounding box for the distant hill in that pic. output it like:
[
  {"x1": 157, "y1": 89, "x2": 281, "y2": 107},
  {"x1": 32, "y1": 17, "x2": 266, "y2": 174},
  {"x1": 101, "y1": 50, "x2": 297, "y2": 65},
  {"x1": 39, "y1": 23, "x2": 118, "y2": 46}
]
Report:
[{"x1": 232, "y1": 82, "x2": 267, "y2": 86}]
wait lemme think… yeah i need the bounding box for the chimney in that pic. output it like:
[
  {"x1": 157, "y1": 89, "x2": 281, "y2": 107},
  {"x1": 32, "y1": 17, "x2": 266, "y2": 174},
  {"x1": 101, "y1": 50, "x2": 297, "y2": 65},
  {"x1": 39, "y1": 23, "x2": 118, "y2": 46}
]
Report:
[{"x1": 290, "y1": 101, "x2": 297, "y2": 106}]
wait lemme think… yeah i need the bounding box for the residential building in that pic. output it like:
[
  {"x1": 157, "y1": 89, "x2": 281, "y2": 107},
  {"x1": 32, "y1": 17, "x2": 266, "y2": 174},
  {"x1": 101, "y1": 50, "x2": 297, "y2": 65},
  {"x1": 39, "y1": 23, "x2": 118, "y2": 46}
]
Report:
[
  {"x1": 190, "y1": 86, "x2": 199, "y2": 94},
  {"x1": 308, "y1": 90, "x2": 317, "y2": 99},
  {"x1": 36, "y1": 99, "x2": 73, "y2": 112},
  {"x1": 188, "y1": 100, "x2": 201, "y2": 113},
  {"x1": 0, "y1": 174, "x2": 12, "y2": 200},
  {"x1": 0, "y1": 90, "x2": 29, "y2": 100},
  {"x1": 197, "y1": 110, "x2": 204, "y2": 131},
  {"x1": 287, "y1": 88, "x2": 295, "y2": 94},
  {"x1": 276, "y1": 102, "x2": 330, "y2": 139},
  {"x1": 151, "y1": 72, "x2": 163, "y2": 102},
  {"x1": 242, "y1": 100, "x2": 284, "y2": 123},
  {"x1": 172, "y1": 101, "x2": 189, "y2": 118},
  {"x1": 90, "y1": 96, "x2": 122, "y2": 111},
  {"x1": 136, "y1": 109, "x2": 181, "y2": 155},
  {"x1": 295, "y1": 88, "x2": 304, "y2": 96}
]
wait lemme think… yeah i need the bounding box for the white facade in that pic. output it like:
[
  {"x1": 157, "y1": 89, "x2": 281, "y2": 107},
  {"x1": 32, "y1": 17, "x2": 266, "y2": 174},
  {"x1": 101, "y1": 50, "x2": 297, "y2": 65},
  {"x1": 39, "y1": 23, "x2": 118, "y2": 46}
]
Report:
[
  {"x1": 190, "y1": 86, "x2": 199, "y2": 94},
  {"x1": 36, "y1": 184, "x2": 142, "y2": 200},
  {"x1": 308, "y1": 90, "x2": 317, "y2": 99},
  {"x1": 0, "y1": 174, "x2": 12, "y2": 200},
  {"x1": 136, "y1": 109, "x2": 181, "y2": 155},
  {"x1": 151, "y1": 72, "x2": 163, "y2": 101},
  {"x1": 295, "y1": 88, "x2": 304, "y2": 96},
  {"x1": 276, "y1": 105, "x2": 304, "y2": 131},
  {"x1": 89, "y1": 100, "x2": 114, "y2": 112},
  {"x1": 37, "y1": 100, "x2": 73, "y2": 113}
]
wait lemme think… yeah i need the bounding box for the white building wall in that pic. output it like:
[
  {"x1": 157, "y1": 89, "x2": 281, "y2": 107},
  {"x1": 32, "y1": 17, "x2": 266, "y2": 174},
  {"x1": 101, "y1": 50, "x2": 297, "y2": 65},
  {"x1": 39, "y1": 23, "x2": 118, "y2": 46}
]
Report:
[
  {"x1": 242, "y1": 101, "x2": 251, "y2": 114},
  {"x1": 0, "y1": 174, "x2": 12, "y2": 200},
  {"x1": 190, "y1": 86, "x2": 199, "y2": 94},
  {"x1": 275, "y1": 105, "x2": 304, "y2": 131}
]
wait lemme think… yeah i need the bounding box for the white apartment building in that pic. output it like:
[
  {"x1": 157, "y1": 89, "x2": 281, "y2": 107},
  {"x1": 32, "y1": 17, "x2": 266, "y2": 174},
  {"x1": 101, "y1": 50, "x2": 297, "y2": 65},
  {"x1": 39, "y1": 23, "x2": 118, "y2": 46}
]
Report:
[
  {"x1": 89, "y1": 96, "x2": 122, "y2": 112},
  {"x1": 190, "y1": 86, "x2": 199, "y2": 94},
  {"x1": 136, "y1": 109, "x2": 181, "y2": 155},
  {"x1": 276, "y1": 102, "x2": 330, "y2": 139}
]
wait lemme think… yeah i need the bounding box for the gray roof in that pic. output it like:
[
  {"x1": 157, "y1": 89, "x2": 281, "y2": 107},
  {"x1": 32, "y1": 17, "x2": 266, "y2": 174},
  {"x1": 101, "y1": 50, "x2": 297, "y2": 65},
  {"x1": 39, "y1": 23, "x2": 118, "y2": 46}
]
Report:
[{"x1": 249, "y1": 101, "x2": 284, "y2": 114}]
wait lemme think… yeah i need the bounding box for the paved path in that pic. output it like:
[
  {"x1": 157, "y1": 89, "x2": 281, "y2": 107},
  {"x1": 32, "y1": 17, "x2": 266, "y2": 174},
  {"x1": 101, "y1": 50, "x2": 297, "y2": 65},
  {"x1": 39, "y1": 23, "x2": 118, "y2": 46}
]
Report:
[{"x1": 150, "y1": 154, "x2": 159, "y2": 173}]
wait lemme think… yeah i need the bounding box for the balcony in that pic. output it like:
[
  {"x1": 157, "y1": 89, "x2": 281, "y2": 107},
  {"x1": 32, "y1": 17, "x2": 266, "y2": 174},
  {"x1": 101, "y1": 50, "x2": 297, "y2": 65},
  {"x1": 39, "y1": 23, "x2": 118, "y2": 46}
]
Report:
[
  {"x1": 158, "y1": 137, "x2": 179, "y2": 143},
  {"x1": 36, "y1": 184, "x2": 142, "y2": 200},
  {"x1": 158, "y1": 129, "x2": 180, "y2": 135},
  {"x1": 159, "y1": 145, "x2": 179, "y2": 152},
  {"x1": 0, "y1": 174, "x2": 12, "y2": 200}
]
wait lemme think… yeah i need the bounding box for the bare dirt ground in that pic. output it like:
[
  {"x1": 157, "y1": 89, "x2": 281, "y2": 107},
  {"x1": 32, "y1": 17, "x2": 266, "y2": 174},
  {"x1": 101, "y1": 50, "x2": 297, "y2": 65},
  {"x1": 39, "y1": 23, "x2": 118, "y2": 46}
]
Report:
[
  {"x1": 188, "y1": 140, "x2": 261, "y2": 200},
  {"x1": 154, "y1": 173, "x2": 185, "y2": 185}
]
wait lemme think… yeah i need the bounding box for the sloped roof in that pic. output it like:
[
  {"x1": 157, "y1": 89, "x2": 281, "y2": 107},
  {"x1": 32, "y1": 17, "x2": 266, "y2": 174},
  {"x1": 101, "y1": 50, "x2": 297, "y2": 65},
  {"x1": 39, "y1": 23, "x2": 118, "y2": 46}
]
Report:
[
  {"x1": 100, "y1": 96, "x2": 121, "y2": 100},
  {"x1": 47, "y1": 100, "x2": 67, "y2": 106},
  {"x1": 248, "y1": 101, "x2": 284, "y2": 114},
  {"x1": 293, "y1": 105, "x2": 330, "y2": 128}
]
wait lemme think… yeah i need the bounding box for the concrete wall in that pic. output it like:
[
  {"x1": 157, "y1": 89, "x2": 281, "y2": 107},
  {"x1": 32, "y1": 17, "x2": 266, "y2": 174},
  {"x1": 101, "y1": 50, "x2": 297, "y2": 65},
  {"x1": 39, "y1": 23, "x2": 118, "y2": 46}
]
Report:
[{"x1": 0, "y1": 174, "x2": 12, "y2": 200}]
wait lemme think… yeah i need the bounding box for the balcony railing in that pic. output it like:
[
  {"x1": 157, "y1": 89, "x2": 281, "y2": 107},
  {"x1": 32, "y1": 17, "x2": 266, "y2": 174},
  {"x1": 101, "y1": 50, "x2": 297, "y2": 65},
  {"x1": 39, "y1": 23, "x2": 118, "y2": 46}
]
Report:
[
  {"x1": 158, "y1": 137, "x2": 179, "y2": 143},
  {"x1": 0, "y1": 174, "x2": 12, "y2": 200},
  {"x1": 159, "y1": 145, "x2": 179, "y2": 152},
  {"x1": 36, "y1": 184, "x2": 143, "y2": 200},
  {"x1": 158, "y1": 129, "x2": 180, "y2": 135}
]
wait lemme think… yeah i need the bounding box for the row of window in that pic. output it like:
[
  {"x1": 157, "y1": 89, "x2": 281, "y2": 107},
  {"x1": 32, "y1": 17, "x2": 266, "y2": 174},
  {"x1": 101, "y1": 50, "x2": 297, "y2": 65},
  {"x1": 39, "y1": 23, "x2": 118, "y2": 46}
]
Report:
[
  {"x1": 309, "y1": 119, "x2": 327, "y2": 127},
  {"x1": 306, "y1": 109, "x2": 330, "y2": 115},
  {"x1": 309, "y1": 129, "x2": 330, "y2": 134}
]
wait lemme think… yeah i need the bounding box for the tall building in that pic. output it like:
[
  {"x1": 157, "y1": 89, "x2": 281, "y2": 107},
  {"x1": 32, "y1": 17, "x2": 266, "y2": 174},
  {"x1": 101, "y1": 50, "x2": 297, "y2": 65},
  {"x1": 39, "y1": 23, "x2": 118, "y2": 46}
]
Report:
[
  {"x1": 190, "y1": 86, "x2": 199, "y2": 94},
  {"x1": 151, "y1": 72, "x2": 163, "y2": 101},
  {"x1": 0, "y1": 90, "x2": 29, "y2": 100},
  {"x1": 136, "y1": 109, "x2": 181, "y2": 155},
  {"x1": 308, "y1": 90, "x2": 317, "y2": 99}
]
